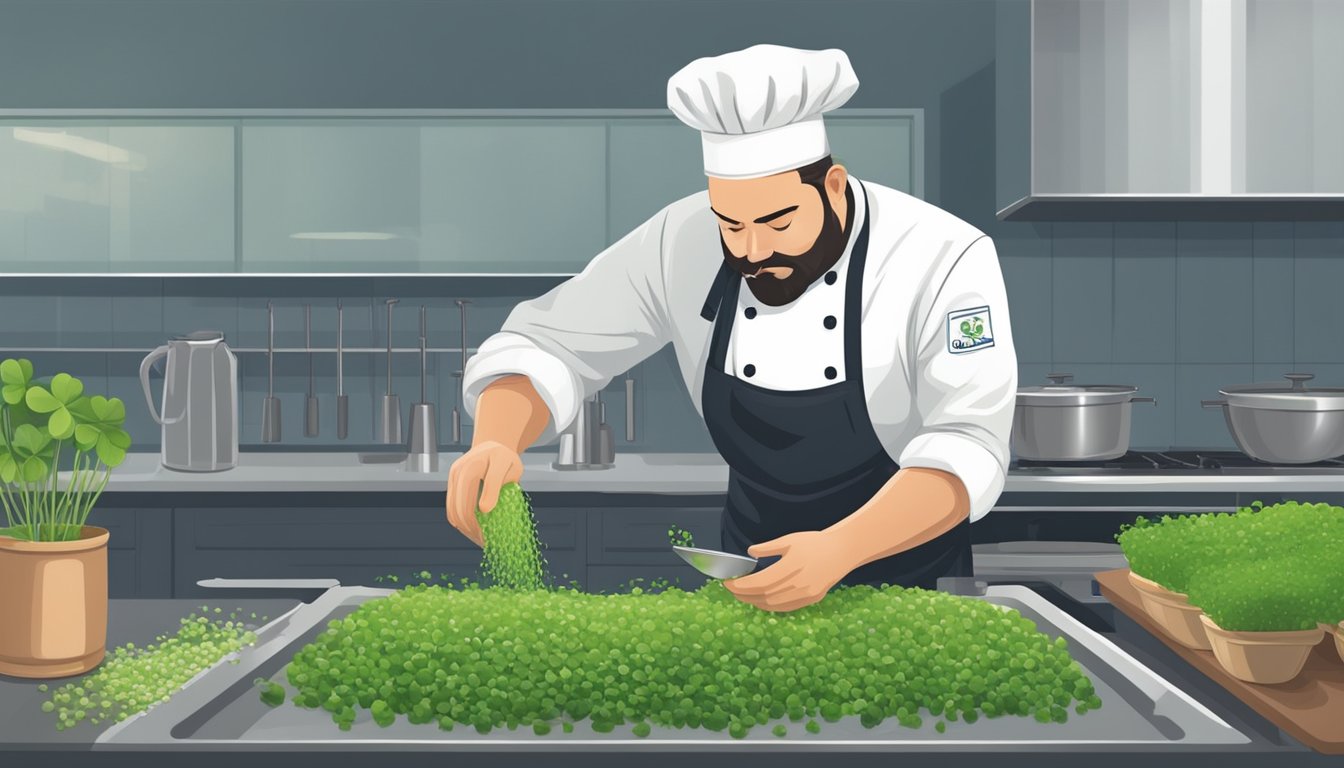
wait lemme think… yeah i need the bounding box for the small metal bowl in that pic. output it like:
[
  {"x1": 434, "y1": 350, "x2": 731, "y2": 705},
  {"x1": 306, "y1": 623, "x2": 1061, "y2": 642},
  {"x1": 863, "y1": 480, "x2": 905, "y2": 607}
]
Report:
[{"x1": 673, "y1": 546, "x2": 758, "y2": 579}]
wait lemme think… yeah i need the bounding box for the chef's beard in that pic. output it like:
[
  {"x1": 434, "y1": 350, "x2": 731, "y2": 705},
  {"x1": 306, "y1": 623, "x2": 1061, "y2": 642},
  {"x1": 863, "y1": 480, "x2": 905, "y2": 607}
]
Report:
[{"x1": 719, "y1": 185, "x2": 852, "y2": 307}]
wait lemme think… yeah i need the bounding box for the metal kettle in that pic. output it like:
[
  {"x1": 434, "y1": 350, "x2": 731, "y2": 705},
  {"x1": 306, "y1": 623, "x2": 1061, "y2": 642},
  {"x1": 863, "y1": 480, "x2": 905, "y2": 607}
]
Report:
[{"x1": 139, "y1": 330, "x2": 239, "y2": 472}]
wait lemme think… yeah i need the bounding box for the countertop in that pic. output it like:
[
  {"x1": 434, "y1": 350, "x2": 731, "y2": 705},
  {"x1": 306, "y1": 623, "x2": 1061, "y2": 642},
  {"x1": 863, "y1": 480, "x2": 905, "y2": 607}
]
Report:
[
  {"x1": 78, "y1": 451, "x2": 1344, "y2": 494},
  {"x1": 0, "y1": 598, "x2": 300, "y2": 751},
  {"x1": 0, "y1": 595, "x2": 1337, "y2": 767}
]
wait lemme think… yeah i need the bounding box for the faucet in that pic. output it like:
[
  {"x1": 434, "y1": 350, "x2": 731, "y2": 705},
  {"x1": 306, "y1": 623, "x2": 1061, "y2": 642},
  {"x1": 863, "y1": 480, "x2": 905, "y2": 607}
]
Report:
[{"x1": 553, "y1": 389, "x2": 615, "y2": 470}]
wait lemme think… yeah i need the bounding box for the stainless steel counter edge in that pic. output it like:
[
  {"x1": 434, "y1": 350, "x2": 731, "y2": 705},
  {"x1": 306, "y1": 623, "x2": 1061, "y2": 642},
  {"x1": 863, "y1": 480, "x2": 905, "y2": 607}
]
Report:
[{"x1": 71, "y1": 452, "x2": 1344, "y2": 494}]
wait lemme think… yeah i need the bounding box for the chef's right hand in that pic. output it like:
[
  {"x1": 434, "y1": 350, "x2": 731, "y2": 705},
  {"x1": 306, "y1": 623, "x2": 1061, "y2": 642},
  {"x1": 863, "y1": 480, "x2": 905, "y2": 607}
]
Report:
[{"x1": 446, "y1": 440, "x2": 524, "y2": 547}]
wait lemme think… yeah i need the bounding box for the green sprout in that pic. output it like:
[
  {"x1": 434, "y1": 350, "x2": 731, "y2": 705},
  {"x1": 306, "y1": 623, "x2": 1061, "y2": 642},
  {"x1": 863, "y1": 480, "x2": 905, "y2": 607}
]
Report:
[
  {"x1": 1118, "y1": 501, "x2": 1344, "y2": 631},
  {"x1": 667, "y1": 526, "x2": 695, "y2": 548},
  {"x1": 0, "y1": 359, "x2": 131, "y2": 542}
]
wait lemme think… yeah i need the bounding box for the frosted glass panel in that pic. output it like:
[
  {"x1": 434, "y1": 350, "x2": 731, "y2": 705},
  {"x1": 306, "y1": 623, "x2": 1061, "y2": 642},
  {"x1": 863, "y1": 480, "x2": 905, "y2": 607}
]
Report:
[
  {"x1": 1032, "y1": 0, "x2": 1198, "y2": 194},
  {"x1": 0, "y1": 125, "x2": 111, "y2": 270},
  {"x1": 607, "y1": 119, "x2": 704, "y2": 240},
  {"x1": 0, "y1": 123, "x2": 234, "y2": 272},
  {"x1": 1246, "y1": 0, "x2": 1344, "y2": 193},
  {"x1": 0, "y1": 112, "x2": 921, "y2": 274},
  {"x1": 606, "y1": 115, "x2": 919, "y2": 244},
  {"x1": 242, "y1": 124, "x2": 422, "y2": 271},
  {"x1": 108, "y1": 126, "x2": 235, "y2": 271},
  {"x1": 419, "y1": 121, "x2": 607, "y2": 273},
  {"x1": 828, "y1": 118, "x2": 916, "y2": 194}
]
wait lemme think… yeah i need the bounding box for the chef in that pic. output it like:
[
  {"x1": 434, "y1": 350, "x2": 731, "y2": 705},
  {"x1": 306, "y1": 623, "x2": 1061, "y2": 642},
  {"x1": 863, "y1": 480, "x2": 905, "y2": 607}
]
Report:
[{"x1": 447, "y1": 44, "x2": 1017, "y2": 612}]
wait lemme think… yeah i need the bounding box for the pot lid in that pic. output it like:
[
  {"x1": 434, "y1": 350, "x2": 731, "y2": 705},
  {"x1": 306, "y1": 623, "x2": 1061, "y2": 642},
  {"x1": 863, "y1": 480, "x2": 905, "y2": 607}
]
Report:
[
  {"x1": 1219, "y1": 373, "x2": 1344, "y2": 411},
  {"x1": 172, "y1": 330, "x2": 225, "y2": 343},
  {"x1": 1017, "y1": 373, "x2": 1140, "y2": 406}
]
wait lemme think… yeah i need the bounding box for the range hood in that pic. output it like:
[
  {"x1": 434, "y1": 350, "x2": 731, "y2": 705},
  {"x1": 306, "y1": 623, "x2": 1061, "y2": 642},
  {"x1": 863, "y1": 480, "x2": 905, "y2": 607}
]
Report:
[{"x1": 997, "y1": 0, "x2": 1344, "y2": 221}]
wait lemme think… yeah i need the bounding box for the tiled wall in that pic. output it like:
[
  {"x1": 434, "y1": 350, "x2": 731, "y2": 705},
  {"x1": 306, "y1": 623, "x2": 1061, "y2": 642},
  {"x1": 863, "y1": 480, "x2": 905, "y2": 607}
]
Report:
[
  {"x1": 6, "y1": 221, "x2": 1342, "y2": 456},
  {"x1": 0, "y1": 277, "x2": 712, "y2": 453},
  {"x1": 997, "y1": 221, "x2": 1344, "y2": 450}
]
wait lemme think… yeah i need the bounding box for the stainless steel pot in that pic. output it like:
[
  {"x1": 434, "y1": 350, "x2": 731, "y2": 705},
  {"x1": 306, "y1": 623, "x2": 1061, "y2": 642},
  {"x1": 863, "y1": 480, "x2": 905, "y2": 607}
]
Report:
[
  {"x1": 1201, "y1": 373, "x2": 1344, "y2": 463},
  {"x1": 1012, "y1": 373, "x2": 1156, "y2": 461}
]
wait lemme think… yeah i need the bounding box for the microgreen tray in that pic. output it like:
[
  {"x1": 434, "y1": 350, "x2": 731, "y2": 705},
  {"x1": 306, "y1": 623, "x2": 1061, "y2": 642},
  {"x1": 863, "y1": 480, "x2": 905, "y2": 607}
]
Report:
[{"x1": 94, "y1": 585, "x2": 1249, "y2": 751}]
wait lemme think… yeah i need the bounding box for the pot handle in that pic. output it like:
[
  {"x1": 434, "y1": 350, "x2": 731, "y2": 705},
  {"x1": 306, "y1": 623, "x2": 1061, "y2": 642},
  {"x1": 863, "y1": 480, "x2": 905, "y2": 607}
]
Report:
[
  {"x1": 1046, "y1": 373, "x2": 1073, "y2": 385},
  {"x1": 1285, "y1": 373, "x2": 1313, "y2": 391},
  {"x1": 1131, "y1": 396, "x2": 1157, "y2": 405},
  {"x1": 139, "y1": 345, "x2": 170, "y2": 425},
  {"x1": 1201, "y1": 399, "x2": 1228, "y2": 409}
]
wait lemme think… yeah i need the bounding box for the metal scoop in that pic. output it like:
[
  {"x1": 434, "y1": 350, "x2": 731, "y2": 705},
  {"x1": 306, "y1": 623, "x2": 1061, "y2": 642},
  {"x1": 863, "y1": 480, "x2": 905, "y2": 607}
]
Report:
[
  {"x1": 260, "y1": 301, "x2": 281, "y2": 443},
  {"x1": 673, "y1": 546, "x2": 757, "y2": 579}
]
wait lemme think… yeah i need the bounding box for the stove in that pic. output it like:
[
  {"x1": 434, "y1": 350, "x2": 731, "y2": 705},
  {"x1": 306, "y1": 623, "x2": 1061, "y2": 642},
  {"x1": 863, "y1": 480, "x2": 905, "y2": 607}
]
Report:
[{"x1": 1011, "y1": 450, "x2": 1344, "y2": 473}]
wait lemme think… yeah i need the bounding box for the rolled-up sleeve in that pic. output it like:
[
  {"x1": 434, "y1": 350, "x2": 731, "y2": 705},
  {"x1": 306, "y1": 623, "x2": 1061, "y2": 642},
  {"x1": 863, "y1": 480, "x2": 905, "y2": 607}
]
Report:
[
  {"x1": 462, "y1": 209, "x2": 672, "y2": 446},
  {"x1": 897, "y1": 236, "x2": 1017, "y2": 522}
]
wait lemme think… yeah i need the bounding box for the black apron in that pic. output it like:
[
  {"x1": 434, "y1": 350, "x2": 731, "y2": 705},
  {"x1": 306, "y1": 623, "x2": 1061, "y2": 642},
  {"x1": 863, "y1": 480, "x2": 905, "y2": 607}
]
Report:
[{"x1": 698, "y1": 181, "x2": 971, "y2": 590}]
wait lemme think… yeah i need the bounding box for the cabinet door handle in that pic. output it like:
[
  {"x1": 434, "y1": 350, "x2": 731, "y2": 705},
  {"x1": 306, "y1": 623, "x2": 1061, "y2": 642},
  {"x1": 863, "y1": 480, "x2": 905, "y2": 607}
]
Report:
[{"x1": 196, "y1": 578, "x2": 340, "y2": 590}]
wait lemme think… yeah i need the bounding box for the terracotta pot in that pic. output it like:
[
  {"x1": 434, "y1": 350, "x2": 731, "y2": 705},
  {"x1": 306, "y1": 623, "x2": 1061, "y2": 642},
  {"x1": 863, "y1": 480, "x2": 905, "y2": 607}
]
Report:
[
  {"x1": 1127, "y1": 571, "x2": 1212, "y2": 650},
  {"x1": 1200, "y1": 614, "x2": 1323, "y2": 685},
  {"x1": 0, "y1": 526, "x2": 108, "y2": 678}
]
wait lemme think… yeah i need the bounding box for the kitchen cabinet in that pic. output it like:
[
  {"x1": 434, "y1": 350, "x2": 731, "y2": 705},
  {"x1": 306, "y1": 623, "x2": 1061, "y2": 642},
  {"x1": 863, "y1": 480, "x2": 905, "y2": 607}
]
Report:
[
  {"x1": 606, "y1": 113, "x2": 923, "y2": 240},
  {"x1": 996, "y1": 0, "x2": 1344, "y2": 220},
  {"x1": 166, "y1": 495, "x2": 726, "y2": 597},
  {"x1": 0, "y1": 123, "x2": 235, "y2": 271},
  {"x1": 585, "y1": 504, "x2": 722, "y2": 592},
  {"x1": 83, "y1": 504, "x2": 173, "y2": 599},
  {"x1": 0, "y1": 111, "x2": 921, "y2": 274},
  {"x1": 417, "y1": 121, "x2": 609, "y2": 274},
  {"x1": 171, "y1": 504, "x2": 585, "y2": 597},
  {"x1": 587, "y1": 506, "x2": 721, "y2": 564}
]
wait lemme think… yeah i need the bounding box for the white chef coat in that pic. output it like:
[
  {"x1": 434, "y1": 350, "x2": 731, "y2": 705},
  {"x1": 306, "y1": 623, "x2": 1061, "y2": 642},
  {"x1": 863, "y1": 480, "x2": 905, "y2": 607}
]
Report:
[
  {"x1": 722, "y1": 187, "x2": 863, "y2": 391},
  {"x1": 462, "y1": 177, "x2": 1018, "y2": 522}
]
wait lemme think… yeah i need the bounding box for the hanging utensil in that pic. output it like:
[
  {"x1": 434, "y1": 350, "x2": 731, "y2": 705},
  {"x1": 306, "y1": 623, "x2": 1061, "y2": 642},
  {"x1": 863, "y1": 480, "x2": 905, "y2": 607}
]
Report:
[
  {"x1": 379, "y1": 298, "x2": 402, "y2": 444},
  {"x1": 625, "y1": 370, "x2": 637, "y2": 442},
  {"x1": 304, "y1": 304, "x2": 319, "y2": 438},
  {"x1": 452, "y1": 299, "x2": 471, "y2": 444},
  {"x1": 406, "y1": 305, "x2": 438, "y2": 473},
  {"x1": 261, "y1": 301, "x2": 281, "y2": 443},
  {"x1": 336, "y1": 301, "x2": 349, "y2": 440}
]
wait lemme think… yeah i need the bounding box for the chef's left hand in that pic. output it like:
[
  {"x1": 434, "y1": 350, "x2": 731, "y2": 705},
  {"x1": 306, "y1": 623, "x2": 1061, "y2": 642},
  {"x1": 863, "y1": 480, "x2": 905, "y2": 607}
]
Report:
[{"x1": 723, "y1": 531, "x2": 851, "y2": 612}]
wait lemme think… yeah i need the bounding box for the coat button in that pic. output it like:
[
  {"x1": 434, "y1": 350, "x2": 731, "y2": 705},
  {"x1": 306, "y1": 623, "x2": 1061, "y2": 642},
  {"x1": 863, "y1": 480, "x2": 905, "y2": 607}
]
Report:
[
  {"x1": 744, "y1": 307, "x2": 757, "y2": 319},
  {"x1": 823, "y1": 315, "x2": 837, "y2": 330},
  {"x1": 824, "y1": 271, "x2": 838, "y2": 285},
  {"x1": 824, "y1": 366, "x2": 837, "y2": 380},
  {"x1": 744, "y1": 364, "x2": 756, "y2": 378}
]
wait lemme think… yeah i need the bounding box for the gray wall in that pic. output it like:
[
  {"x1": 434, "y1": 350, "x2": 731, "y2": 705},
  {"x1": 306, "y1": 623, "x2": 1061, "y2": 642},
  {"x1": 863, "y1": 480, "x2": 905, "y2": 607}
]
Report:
[{"x1": 2, "y1": 0, "x2": 1341, "y2": 455}]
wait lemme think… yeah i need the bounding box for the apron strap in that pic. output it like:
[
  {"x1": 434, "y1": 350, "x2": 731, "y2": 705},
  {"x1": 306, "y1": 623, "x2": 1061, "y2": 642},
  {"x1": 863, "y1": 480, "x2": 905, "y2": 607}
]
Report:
[
  {"x1": 842, "y1": 182, "x2": 871, "y2": 376},
  {"x1": 700, "y1": 260, "x2": 736, "y2": 322}
]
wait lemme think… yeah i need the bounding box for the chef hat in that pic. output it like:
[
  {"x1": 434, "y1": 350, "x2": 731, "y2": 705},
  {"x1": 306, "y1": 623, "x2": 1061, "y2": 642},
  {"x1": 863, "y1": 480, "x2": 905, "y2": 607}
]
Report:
[{"x1": 667, "y1": 44, "x2": 859, "y2": 180}]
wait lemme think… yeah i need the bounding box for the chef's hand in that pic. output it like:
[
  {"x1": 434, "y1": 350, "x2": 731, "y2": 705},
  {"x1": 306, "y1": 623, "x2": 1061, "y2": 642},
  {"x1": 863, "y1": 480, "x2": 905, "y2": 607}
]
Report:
[
  {"x1": 446, "y1": 440, "x2": 523, "y2": 547},
  {"x1": 723, "y1": 531, "x2": 851, "y2": 612}
]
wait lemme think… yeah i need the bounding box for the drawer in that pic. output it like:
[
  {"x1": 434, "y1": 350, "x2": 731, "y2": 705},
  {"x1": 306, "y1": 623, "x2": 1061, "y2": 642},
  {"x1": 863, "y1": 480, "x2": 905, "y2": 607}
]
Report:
[
  {"x1": 108, "y1": 550, "x2": 138, "y2": 599},
  {"x1": 84, "y1": 508, "x2": 141, "y2": 550},
  {"x1": 587, "y1": 507, "x2": 722, "y2": 565},
  {"x1": 586, "y1": 564, "x2": 710, "y2": 594},
  {"x1": 174, "y1": 548, "x2": 585, "y2": 597},
  {"x1": 176, "y1": 506, "x2": 581, "y2": 551}
]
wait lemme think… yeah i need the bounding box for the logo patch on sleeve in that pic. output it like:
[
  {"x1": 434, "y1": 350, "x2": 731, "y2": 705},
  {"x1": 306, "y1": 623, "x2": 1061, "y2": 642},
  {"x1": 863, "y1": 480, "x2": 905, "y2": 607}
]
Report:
[{"x1": 947, "y1": 306, "x2": 995, "y2": 354}]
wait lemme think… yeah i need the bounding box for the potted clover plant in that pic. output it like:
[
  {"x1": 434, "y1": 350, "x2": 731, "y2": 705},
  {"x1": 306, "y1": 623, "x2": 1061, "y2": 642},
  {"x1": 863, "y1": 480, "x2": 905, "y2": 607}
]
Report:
[{"x1": 0, "y1": 358, "x2": 130, "y2": 678}]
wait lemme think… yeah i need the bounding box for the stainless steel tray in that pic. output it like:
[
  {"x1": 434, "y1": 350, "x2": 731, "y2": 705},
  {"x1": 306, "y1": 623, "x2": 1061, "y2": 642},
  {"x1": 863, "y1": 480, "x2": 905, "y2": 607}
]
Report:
[{"x1": 95, "y1": 585, "x2": 1249, "y2": 751}]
